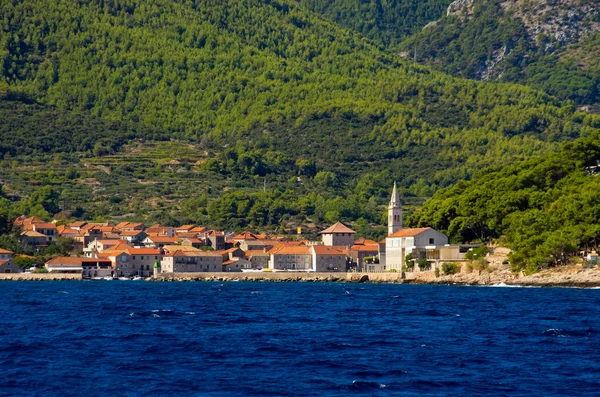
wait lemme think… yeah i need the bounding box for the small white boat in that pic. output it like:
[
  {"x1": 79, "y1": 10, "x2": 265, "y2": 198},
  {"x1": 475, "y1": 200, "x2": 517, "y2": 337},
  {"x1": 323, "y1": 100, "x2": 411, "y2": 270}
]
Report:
[
  {"x1": 103, "y1": 276, "x2": 115, "y2": 281},
  {"x1": 118, "y1": 277, "x2": 130, "y2": 280},
  {"x1": 132, "y1": 276, "x2": 143, "y2": 281}
]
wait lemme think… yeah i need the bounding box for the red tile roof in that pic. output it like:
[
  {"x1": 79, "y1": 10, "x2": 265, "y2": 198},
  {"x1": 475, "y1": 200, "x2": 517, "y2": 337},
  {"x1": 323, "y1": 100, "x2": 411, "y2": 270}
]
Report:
[
  {"x1": 319, "y1": 222, "x2": 356, "y2": 234},
  {"x1": 312, "y1": 245, "x2": 346, "y2": 255},
  {"x1": 387, "y1": 228, "x2": 432, "y2": 238},
  {"x1": 0, "y1": 248, "x2": 14, "y2": 254}
]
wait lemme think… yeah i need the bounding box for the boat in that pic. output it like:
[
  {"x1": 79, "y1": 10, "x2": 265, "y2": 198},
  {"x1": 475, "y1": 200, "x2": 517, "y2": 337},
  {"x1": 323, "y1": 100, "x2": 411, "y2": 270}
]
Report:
[
  {"x1": 118, "y1": 277, "x2": 130, "y2": 280},
  {"x1": 103, "y1": 276, "x2": 115, "y2": 280},
  {"x1": 132, "y1": 276, "x2": 143, "y2": 281}
]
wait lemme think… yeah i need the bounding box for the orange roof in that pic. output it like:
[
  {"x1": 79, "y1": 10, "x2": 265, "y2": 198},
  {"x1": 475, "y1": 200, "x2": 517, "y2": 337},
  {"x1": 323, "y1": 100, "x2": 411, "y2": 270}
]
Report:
[
  {"x1": 33, "y1": 222, "x2": 57, "y2": 229},
  {"x1": 126, "y1": 247, "x2": 161, "y2": 255},
  {"x1": 146, "y1": 236, "x2": 177, "y2": 243},
  {"x1": 23, "y1": 216, "x2": 46, "y2": 224},
  {"x1": 0, "y1": 248, "x2": 14, "y2": 254},
  {"x1": 350, "y1": 245, "x2": 379, "y2": 252},
  {"x1": 319, "y1": 222, "x2": 355, "y2": 234},
  {"x1": 115, "y1": 222, "x2": 130, "y2": 229},
  {"x1": 190, "y1": 226, "x2": 207, "y2": 233},
  {"x1": 312, "y1": 245, "x2": 346, "y2": 255},
  {"x1": 353, "y1": 238, "x2": 378, "y2": 245},
  {"x1": 69, "y1": 221, "x2": 88, "y2": 228},
  {"x1": 387, "y1": 228, "x2": 432, "y2": 238},
  {"x1": 120, "y1": 230, "x2": 144, "y2": 236},
  {"x1": 177, "y1": 225, "x2": 196, "y2": 230},
  {"x1": 46, "y1": 256, "x2": 84, "y2": 265},
  {"x1": 0, "y1": 259, "x2": 11, "y2": 266},
  {"x1": 233, "y1": 231, "x2": 259, "y2": 240},
  {"x1": 21, "y1": 231, "x2": 47, "y2": 237}
]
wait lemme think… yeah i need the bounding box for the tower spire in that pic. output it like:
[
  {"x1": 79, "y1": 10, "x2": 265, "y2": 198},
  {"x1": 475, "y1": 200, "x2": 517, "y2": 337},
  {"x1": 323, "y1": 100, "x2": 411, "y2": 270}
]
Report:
[{"x1": 388, "y1": 181, "x2": 402, "y2": 235}]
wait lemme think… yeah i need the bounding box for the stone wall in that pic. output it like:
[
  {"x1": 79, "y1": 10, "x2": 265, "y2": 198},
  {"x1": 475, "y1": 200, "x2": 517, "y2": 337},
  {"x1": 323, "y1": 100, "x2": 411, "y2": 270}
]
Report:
[
  {"x1": 153, "y1": 272, "x2": 405, "y2": 283},
  {"x1": 0, "y1": 273, "x2": 83, "y2": 281}
]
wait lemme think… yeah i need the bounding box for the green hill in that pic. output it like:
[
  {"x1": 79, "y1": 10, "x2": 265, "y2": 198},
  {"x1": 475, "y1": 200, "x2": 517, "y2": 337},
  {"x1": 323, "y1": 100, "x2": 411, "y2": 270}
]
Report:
[
  {"x1": 399, "y1": 0, "x2": 600, "y2": 106},
  {"x1": 298, "y1": 0, "x2": 452, "y2": 47},
  {"x1": 409, "y1": 128, "x2": 600, "y2": 273},
  {"x1": 1, "y1": 0, "x2": 599, "y2": 236}
]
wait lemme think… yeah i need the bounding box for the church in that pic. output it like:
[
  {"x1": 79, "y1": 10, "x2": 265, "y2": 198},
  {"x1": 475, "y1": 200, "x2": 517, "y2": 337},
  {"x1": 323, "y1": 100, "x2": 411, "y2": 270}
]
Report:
[{"x1": 380, "y1": 182, "x2": 457, "y2": 272}]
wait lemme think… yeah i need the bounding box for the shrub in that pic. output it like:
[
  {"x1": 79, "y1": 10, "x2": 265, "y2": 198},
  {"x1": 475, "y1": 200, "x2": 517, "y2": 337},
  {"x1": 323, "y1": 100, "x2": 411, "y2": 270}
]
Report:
[
  {"x1": 442, "y1": 262, "x2": 460, "y2": 275},
  {"x1": 418, "y1": 259, "x2": 431, "y2": 271}
]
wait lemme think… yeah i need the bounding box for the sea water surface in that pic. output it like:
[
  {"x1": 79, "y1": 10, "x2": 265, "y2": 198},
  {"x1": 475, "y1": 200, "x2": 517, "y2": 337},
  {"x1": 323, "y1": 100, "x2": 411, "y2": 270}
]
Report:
[{"x1": 1, "y1": 282, "x2": 599, "y2": 396}]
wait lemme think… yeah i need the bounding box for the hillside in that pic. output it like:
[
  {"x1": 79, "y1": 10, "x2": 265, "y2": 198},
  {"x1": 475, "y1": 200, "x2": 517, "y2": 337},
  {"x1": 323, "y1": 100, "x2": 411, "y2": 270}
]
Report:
[
  {"x1": 409, "y1": 128, "x2": 600, "y2": 273},
  {"x1": 399, "y1": 0, "x2": 600, "y2": 105},
  {"x1": 1, "y1": 0, "x2": 599, "y2": 235},
  {"x1": 298, "y1": 0, "x2": 452, "y2": 46}
]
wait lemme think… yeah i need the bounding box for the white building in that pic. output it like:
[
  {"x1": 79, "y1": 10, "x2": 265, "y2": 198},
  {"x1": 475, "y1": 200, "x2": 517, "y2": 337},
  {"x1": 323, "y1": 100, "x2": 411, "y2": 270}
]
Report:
[{"x1": 385, "y1": 227, "x2": 448, "y2": 271}]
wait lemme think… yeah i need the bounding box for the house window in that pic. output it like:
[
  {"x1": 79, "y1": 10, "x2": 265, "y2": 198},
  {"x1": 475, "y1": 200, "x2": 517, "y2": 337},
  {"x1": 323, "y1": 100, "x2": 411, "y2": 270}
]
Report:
[
  {"x1": 429, "y1": 238, "x2": 434, "y2": 244},
  {"x1": 141, "y1": 256, "x2": 144, "y2": 260},
  {"x1": 132, "y1": 256, "x2": 136, "y2": 260}
]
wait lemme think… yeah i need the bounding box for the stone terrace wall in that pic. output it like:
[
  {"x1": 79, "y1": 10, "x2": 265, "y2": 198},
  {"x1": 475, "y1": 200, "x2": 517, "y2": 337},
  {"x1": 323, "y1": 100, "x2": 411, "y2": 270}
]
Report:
[
  {"x1": 153, "y1": 272, "x2": 405, "y2": 283},
  {"x1": 0, "y1": 273, "x2": 83, "y2": 281}
]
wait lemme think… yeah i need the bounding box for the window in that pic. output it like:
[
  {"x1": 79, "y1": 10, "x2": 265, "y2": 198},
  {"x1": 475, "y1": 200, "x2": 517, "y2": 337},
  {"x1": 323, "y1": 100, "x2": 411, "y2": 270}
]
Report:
[
  {"x1": 155, "y1": 256, "x2": 158, "y2": 259},
  {"x1": 429, "y1": 238, "x2": 434, "y2": 244},
  {"x1": 132, "y1": 256, "x2": 136, "y2": 260}
]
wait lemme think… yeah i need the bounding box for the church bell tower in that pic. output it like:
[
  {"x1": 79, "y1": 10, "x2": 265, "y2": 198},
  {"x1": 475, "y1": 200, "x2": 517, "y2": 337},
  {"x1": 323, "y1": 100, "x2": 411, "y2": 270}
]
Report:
[{"x1": 388, "y1": 181, "x2": 402, "y2": 235}]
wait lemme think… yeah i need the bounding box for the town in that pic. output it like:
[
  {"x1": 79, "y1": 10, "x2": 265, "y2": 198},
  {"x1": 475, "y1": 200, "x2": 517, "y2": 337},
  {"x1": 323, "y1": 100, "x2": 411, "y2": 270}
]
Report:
[{"x1": 0, "y1": 184, "x2": 479, "y2": 279}]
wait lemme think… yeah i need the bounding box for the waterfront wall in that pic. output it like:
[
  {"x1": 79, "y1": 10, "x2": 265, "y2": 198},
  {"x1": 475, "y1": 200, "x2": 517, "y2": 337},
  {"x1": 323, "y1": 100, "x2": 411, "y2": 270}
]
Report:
[
  {"x1": 0, "y1": 273, "x2": 83, "y2": 281},
  {"x1": 153, "y1": 272, "x2": 406, "y2": 283}
]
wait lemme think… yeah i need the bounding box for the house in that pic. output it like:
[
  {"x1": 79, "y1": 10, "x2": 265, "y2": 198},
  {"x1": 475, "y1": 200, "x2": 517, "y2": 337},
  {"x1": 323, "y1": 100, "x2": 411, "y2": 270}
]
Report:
[
  {"x1": 83, "y1": 239, "x2": 122, "y2": 257},
  {"x1": 176, "y1": 225, "x2": 196, "y2": 234},
  {"x1": 0, "y1": 259, "x2": 21, "y2": 274},
  {"x1": 311, "y1": 245, "x2": 347, "y2": 272},
  {"x1": 145, "y1": 226, "x2": 176, "y2": 238},
  {"x1": 205, "y1": 230, "x2": 225, "y2": 250},
  {"x1": 216, "y1": 247, "x2": 245, "y2": 263},
  {"x1": 245, "y1": 250, "x2": 270, "y2": 269},
  {"x1": 319, "y1": 222, "x2": 356, "y2": 247},
  {"x1": 68, "y1": 221, "x2": 88, "y2": 231},
  {"x1": 160, "y1": 250, "x2": 222, "y2": 273},
  {"x1": 385, "y1": 228, "x2": 449, "y2": 272},
  {"x1": 115, "y1": 222, "x2": 145, "y2": 232},
  {"x1": 20, "y1": 231, "x2": 48, "y2": 249},
  {"x1": 13, "y1": 216, "x2": 45, "y2": 229},
  {"x1": 45, "y1": 257, "x2": 112, "y2": 278},
  {"x1": 0, "y1": 248, "x2": 14, "y2": 260},
  {"x1": 142, "y1": 235, "x2": 177, "y2": 248},
  {"x1": 179, "y1": 237, "x2": 204, "y2": 249},
  {"x1": 119, "y1": 230, "x2": 147, "y2": 244},
  {"x1": 100, "y1": 246, "x2": 161, "y2": 277},
  {"x1": 349, "y1": 243, "x2": 380, "y2": 272},
  {"x1": 26, "y1": 222, "x2": 58, "y2": 243},
  {"x1": 269, "y1": 245, "x2": 312, "y2": 271},
  {"x1": 56, "y1": 225, "x2": 79, "y2": 239},
  {"x1": 223, "y1": 257, "x2": 252, "y2": 272}
]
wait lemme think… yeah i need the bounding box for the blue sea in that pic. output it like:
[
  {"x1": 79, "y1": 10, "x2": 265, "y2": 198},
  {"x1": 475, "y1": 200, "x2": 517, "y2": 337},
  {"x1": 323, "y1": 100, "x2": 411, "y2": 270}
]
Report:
[{"x1": 1, "y1": 282, "x2": 599, "y2": 396}]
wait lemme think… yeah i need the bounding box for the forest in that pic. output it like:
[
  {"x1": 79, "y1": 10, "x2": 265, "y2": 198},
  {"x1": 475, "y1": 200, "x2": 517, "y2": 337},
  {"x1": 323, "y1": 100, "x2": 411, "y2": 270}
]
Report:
[
  {"x1": 409, "y1": 130, "x2": 600, "y2": 274},
  {"x1": 399, "y1": 0, "x2": 600, "y2": 105}
]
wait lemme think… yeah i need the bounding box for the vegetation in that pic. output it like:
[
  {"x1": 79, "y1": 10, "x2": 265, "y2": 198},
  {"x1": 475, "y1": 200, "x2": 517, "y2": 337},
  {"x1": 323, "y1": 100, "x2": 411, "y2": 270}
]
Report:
[
  {"x1": 399, "y1": 0, "x2": 600, "y2": 105},
  {"x1": 441, "y1": 262, "x2": 460, "y2": 275},
  {"x1": 299, "y1": 0, "x2": 451, "y2": 46},
  {"x1": 409, "y1": 129, "x2": 600, "y2": 274}
]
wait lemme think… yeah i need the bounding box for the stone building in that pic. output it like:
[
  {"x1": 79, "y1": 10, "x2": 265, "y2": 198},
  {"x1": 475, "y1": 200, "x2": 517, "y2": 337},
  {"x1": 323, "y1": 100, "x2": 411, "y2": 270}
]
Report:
[{"x1": 319, "y1": 222, "x2": 356, "y2": 247}]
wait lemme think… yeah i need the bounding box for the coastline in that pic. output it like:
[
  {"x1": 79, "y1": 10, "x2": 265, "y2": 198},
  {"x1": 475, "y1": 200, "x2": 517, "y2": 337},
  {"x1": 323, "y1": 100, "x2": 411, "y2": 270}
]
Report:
[{"x1": 1, "y1": 266, "x2": 599, "y2": 288}]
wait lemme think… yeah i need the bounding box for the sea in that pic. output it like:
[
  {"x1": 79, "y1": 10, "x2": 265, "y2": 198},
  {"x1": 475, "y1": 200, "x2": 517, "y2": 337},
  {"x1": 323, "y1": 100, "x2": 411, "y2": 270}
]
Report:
[{"x1": 1, "y1": 281, "x2": 599, "y2": 396}]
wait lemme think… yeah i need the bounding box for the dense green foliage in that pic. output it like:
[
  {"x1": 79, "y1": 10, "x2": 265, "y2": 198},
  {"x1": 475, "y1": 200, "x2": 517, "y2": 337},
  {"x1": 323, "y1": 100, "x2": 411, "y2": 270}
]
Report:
[
  {"x1": 399, "y1": 0, "x2": 600, "y2": 105},
  {"x1": 0, "y1": 89, "x2": 166, "y2": 156},
  {"x1": 299, "y1": 0, "x2": 451, "y2": 46},
  {"x1": 409, "y1": 128, "x2": 600, "y2": 273},
  {"x1": 441, "y1": 262, "x2": 460, "y2": 275}
]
